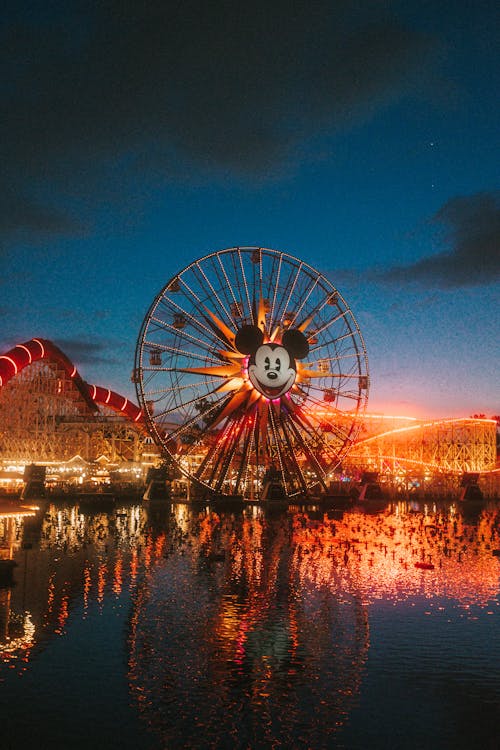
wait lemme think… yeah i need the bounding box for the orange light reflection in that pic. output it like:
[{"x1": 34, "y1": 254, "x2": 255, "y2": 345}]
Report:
[{"x1": 291, "y1": 504, "x2": 499, "y2": 607}]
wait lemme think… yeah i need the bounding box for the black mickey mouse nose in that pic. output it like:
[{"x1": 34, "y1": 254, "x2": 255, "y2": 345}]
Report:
[{"x1": 267, "y1": 371, "x2": 278, "y2": 380}]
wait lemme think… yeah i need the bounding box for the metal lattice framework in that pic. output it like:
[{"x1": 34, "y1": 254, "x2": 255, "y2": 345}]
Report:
[
  {"x1": 345, "y1": 416, "x2": 497, "y2": 474},
  {"x1": 0, "y1": 339, "x2": 147, "y2": 464}
]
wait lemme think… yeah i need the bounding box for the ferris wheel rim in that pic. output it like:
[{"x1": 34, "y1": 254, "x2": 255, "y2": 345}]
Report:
[{"x1": 134, "y1": 246, "x2": 369, "y2": 497}]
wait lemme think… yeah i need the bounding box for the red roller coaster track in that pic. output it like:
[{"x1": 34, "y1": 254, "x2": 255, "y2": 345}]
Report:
[{"x1": 0, "y1": 338, "x2": 143, "y2": 424}]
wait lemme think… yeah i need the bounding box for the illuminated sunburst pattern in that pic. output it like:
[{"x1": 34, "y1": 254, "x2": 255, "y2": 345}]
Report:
[{"x1": 134, "y1": 247, "x2": 369, "y2": 497}]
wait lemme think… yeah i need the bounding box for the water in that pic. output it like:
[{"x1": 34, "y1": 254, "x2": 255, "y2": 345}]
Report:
[{"x1": 0, "y1": 498, "x2": 499, "y2": 749}]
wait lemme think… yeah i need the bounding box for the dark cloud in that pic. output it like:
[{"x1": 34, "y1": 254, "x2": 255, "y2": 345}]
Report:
[
  {"x1": 54, "y1": 337, "x2": 122, "y2": 367},
  {"x1": 375, "y1": 191, "x2": 500, "y2": 288},
  {"x1": 0, "y1": 194, "x2": 85, "y2": 237},
  {"x1": 1, "y1": 1, "x2": 436, "y2": 237}
]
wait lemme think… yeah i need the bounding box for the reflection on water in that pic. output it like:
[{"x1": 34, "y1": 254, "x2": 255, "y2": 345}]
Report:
[
  {"x1": 128, "y1": 509, "x2": 370, "y2": 748},
  {"x1": 0, "y1": 498, "x2": 499, "y2": 749}
]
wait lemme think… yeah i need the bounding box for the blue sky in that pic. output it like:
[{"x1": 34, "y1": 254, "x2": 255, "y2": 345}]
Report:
[{"x1": 1, "y1": 0, "x2": 498, "y2": 418}]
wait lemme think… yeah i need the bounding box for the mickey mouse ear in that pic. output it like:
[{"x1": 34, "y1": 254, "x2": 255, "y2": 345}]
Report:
[
  {"x1": 235, "y1": 325, "x2": 264, "y2": 354},
  {"x1": 282, "y1": 329, "x2": 309, "y2": 359}
]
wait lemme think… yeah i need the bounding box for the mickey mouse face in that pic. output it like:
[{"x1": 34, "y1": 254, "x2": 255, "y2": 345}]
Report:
[
  {"x1": 235, "y1": 324, "x2": 309, "y2": 400},
  {"x1": 249, "y1": 343, "x2": 296, "y2": 399}
]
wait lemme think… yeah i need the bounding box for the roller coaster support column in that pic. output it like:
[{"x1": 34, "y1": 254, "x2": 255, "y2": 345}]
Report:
[
  {"x1": 459, "y1": 473, "x2": 483, "y2": 501},
  {"x1": 21, "y1": 464, "x2": 46, "y2": 500}
]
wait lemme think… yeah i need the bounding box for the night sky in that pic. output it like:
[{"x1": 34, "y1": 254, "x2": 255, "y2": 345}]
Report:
[{"x1": 1, "y1": 1, "x2": 498, "y2": 418}]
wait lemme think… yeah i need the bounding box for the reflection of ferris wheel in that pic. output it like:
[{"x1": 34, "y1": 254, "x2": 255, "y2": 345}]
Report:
[{"x1": 134, "y1": 247, "x2": 369, "y2": 498}]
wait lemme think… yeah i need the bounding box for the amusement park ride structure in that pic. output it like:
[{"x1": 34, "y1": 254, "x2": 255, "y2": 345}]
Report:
[
  {"x1": 0, "y1": 338, "x2": 149, "y2": 469},
  {"x1": 134, "y1": 247, "x2": 369, "y2": 498},
  {"x1": 0, "y1": 248, "x2": 497, "y2": 499}
]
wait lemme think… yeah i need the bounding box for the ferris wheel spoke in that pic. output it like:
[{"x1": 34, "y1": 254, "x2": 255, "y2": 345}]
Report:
[
  {"x1": 304, "y1": 352, "x2": 364, "y2": 374},
  {"x1": 279, "y1": 261, "x2": 303, "y2": 327},
  {"x1": 203, "y1": 412, "x2": 245, "y2": 492},
  {"x1": 150, "y1": 383, "x2": 230, "y2": 421},
  {"x1": 257, "y1": 248, "x2": 263, "y2": 286},
  {"x1": 237, "y1": 248, "x2": 254, "y2": 325},
  {"x1": 192, "y1": 409, "x2": 244, "y2": 481},
  {"x1": 312, "y1": 384, "x2": 363, "y2": 399},
  {"x1": 139, "y1": 369, "x2": 160, "y2": 391},
  {"x1": 289, "y1": 392, "x2": 354, "y2": 445},
  {"x1": 177, "y1": 274, "x2": 207, "y2": 307},
  {"x1": 279, "y1": 417, "x2": 309, "y2": 493},
  {"x1": 337, "y1": 390, "x2": 365, "y2": 402},
  {"x1": 305, "y1": 288, "x2": 334, "y2": 318},
  {"x1": 299, "y1": 368, "x2": 362, "y2": 381},
  {"x1": 158, "y1": 295, "x2": 231, "y2": 351},
  {"x1": 139, "y1": 366, "x2": 184, "y2": 375},
  {"x1": 144, "y1": 341, "x2": 220, "y2": 366},
  {"x1": 270, "y1": 258, "x2": 295, "y2": 324},
  {"x1": 192, "y1": 262, "x2": 233, "y2": 327},
  {"x1": 288, "y1": 274, "x2": 322, "y2": 328},
  {"x1": 142, "y1": 377, "x2": 222, "y2": 398},
  {"x1": 290, "y1": 412, "x2": 345, "y2": 470},
  {"x1": 273, "y1": 415, "x2": 304, "y2": 495},
  {"x1": 218, "y1": 415, "x2": 249, "y2": 492},
  {"x1": 285, "y1": 401, "x2": 329, "y2": 446},
  {"x1": 151, "y1": 345, "x2": 223, "y2": 367},
  {"x1": 297, "y1": 386, "x2": 348, "y2": 418},
  {"x1": 193, "y1": 428, "x2": 227, "y2": 483},
  {"x1": 227, "y1": 251, "x2": 250, "y2": 321},
  {"x1": 308, "y1": 330, "x2": 357, "y2": 355},
  {"x1": 307, "y1": 386, "x2": 364, "y2": 406},
  {"x1": 195, "y1": 388, "x2": 248, "y2": 433},
  {"x1": 309, "y1": 309, "x2": 349, "y2": 339},
  {"x1": 145, "y1": 322, "x2": 225, "y2": 360},
  {"x1": 269, "y1": 253, "x2": 283, "y2": 325},
  {"x1": 198, "y1": 305, "x2": 239, "y2": 350},
  {"x1": 267, "y1": 406, "x2": 292, "y2": 495},
  {"x1": 283, "y1": 415, "x2": 328, "y2": 490},
  {"x1": 234, "y1": 420, "x2": 255, "y2": 495},
  {"x1": 166, "y1": 394, "x2": 232, "y2": 441},
  {"x1": 214, "y1": 252, "x2": 244, "y2": 320}
]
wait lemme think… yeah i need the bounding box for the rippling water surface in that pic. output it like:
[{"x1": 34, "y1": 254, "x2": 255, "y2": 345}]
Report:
[{"x1": 0, "y1": 498, "x2": 498, "y2": 749}]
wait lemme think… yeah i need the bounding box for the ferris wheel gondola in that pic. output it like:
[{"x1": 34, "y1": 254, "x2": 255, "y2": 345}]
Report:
[{"x1": 134, "y1": 246, "x2": 369, "y2": 498}]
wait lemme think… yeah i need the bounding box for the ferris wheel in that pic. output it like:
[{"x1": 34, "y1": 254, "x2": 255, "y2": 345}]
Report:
[{"x1": 134, "y1": 247, "x2": 369, "y2": 498}]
